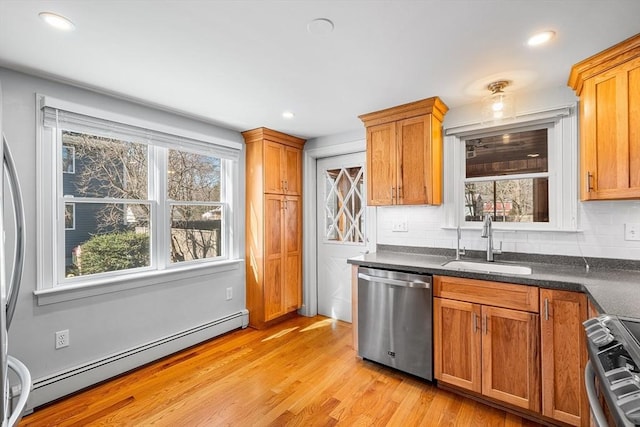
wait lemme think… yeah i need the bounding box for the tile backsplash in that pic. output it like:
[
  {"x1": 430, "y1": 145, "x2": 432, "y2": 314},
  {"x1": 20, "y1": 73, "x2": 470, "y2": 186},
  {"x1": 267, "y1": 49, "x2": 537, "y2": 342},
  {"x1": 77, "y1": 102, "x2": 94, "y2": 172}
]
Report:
[{"x1": 376, "y1": 201, "x2": 640, "y2": 261}]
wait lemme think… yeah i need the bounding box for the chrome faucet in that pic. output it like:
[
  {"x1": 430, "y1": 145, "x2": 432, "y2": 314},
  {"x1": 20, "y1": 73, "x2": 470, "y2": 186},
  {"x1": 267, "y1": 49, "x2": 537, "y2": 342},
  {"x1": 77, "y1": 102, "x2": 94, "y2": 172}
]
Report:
[
  {"x1": 480, "y1": 214, "x2": 502, "y2": 261},
  {"x1": 455, "y1": 226, "x2": 466, "y2": 260}
]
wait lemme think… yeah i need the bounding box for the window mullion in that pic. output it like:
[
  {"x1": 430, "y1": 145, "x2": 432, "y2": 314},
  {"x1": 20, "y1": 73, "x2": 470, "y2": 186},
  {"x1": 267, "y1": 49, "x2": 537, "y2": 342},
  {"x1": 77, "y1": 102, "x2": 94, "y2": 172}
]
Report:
[{"x1": 154, "y1": 146, "x2": 167, "y2": 271}]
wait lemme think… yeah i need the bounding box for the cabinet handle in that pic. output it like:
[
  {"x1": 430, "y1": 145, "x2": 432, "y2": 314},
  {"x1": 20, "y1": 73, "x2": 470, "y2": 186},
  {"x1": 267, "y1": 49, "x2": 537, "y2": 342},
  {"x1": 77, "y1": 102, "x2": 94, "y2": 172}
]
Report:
[
  {"x1": 399, "y1": 186, "x2": 403, "y2": 200},
  {"x1": 482, "y1": 314, "x2": 487, "y2": 335},
  {"x1": 473, "y1": 312, "x2": 479, "y2": 334},
  {"x1": 284, "y1": 180, "x2": 288, "y2": 192},
  {"x1": 391, "y1": 187, "x2": 396, "y2": 203},
  {"x1": 585, "y1": 172, "x2": 593, "y2": 193},
  {"x1": 544, "y1": 298, "x2": 549, "y2": 320}
]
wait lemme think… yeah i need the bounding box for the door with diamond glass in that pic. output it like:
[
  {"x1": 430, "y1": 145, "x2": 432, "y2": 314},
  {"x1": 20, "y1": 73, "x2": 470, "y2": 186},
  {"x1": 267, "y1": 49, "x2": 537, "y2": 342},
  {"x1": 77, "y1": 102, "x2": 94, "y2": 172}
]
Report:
[{"x1": 316, "y1": 152, "x2": 372, "y2": 322}]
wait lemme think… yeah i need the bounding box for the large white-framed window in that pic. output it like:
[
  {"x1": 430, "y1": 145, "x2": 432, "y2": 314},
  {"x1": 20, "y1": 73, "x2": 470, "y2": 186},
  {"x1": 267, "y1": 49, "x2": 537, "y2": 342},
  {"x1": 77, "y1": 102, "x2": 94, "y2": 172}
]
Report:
[
  {"x1": 444, "y1": 105, "x2": 578, "y2": 231},
  {"x1": 36, "y1": 95, "x2": 242, "y2": 296}
]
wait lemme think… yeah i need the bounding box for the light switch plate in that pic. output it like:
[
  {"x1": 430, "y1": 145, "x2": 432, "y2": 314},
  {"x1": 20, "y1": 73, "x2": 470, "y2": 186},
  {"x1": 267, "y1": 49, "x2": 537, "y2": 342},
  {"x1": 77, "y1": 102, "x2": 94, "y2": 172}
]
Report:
[{"x1": 624, "y1": 223, "x2": 640, "y2": 241}]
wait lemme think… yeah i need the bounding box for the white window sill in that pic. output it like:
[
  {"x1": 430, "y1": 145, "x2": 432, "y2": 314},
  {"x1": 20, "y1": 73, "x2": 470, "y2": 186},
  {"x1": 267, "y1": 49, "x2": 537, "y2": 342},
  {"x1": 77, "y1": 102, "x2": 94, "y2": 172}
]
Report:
[{"x1": 34, "y1": 259, "x2": 244, "y2": 306}]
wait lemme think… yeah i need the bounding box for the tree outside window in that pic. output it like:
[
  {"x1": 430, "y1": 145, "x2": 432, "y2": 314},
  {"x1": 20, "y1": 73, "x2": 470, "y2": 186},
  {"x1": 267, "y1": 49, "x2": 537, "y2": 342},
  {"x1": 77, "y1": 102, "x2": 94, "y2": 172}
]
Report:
[{"x1": 61, "y1": 131, "x2": 226, "y2": 277}]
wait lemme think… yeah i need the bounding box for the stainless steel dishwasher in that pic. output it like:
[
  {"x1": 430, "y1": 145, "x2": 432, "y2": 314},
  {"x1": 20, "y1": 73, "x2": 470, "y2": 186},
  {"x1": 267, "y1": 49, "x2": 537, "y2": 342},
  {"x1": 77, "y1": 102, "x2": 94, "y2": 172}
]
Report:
[{"x1": 357, "y1": 266, "x2": 433, "y2": 380}]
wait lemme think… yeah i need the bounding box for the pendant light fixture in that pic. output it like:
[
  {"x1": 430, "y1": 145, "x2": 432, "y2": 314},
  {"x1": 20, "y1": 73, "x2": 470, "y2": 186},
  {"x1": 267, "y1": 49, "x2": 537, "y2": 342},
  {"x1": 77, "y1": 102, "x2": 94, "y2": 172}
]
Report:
[{"x1": 482, "y1": 80, "x2": 514, "y2": 123}]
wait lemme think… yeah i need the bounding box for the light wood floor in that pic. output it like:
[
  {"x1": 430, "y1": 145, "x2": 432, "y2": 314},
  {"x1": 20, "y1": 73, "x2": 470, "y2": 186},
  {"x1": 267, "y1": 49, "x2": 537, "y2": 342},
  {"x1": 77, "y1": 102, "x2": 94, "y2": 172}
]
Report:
[{"x1": 21, "y1": 315, "x2": 543, "y2": 426}]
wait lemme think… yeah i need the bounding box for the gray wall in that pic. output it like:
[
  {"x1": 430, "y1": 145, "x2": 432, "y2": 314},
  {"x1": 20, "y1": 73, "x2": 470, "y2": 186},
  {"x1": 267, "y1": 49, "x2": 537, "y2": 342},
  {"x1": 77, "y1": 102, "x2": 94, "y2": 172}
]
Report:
[{"x1": 0, "y1": 67, "x2": 247, "y2": 408}]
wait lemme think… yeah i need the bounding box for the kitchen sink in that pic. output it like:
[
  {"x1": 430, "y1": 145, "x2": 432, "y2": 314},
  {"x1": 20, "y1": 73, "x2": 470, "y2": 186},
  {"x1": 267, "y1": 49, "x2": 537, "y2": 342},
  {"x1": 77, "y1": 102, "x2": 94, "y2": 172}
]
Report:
[{"x1": 443, "y1": 260, "x2": 532, "y2": 275}]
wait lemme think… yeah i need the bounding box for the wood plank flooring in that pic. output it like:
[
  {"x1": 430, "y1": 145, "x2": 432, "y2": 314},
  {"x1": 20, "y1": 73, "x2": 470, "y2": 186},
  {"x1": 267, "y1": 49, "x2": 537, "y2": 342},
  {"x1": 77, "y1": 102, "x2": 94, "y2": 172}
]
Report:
[{"x1": 21, "y1": 315, "x2": 543, "y2": 426}]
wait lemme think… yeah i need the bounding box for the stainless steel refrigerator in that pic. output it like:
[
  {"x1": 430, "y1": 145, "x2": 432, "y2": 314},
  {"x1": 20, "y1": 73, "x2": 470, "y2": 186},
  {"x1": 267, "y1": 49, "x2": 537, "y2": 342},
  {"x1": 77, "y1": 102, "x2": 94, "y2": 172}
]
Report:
[{"x1": 1, "y1": 81, "x2": 31, "y2": 426}]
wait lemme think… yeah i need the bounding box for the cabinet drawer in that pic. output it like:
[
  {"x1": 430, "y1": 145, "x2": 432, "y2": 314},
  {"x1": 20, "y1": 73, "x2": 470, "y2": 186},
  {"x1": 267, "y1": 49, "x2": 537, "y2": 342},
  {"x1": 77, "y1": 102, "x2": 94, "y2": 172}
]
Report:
[{"x1": 434, "y1": 275, "x2": 539, "y2": 313}]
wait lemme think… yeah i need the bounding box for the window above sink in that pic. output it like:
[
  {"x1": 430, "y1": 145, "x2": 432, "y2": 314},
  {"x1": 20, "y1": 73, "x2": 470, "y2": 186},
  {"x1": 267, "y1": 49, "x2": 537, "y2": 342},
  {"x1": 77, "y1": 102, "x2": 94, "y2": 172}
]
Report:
[{"x1": 444, "y1": 105, "x2": 579, "y2": 232}]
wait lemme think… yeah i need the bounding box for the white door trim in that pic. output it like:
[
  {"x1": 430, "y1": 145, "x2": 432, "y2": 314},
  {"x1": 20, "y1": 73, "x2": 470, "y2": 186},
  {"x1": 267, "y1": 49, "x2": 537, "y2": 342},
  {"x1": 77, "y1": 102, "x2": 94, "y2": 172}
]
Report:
[{"x1": 301, "y1": 138, "x2": 366, "y2": 317}]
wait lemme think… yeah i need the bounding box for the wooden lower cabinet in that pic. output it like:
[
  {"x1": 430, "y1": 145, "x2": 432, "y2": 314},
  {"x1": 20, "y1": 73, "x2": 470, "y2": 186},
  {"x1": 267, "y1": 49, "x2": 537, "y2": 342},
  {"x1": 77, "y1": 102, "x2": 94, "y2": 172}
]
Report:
[
  {"x1": 434, "y1": 297, "x2": 481, "y2": 392},
  {"x1": 482, "y1": 305, "x2": 540, "y2": 412},
  {"x1": 540, "y1": 289, "x2": 589, "y2": 426},
  {"x1": 434, "y1": 295, "x2": 540, "y2": 412},
  {"x1": 263, "y1": 195, "x2": 301, "y2": 321},
  {"x1": 435, "y1": 276, "x2": 590, "y2": 426}
]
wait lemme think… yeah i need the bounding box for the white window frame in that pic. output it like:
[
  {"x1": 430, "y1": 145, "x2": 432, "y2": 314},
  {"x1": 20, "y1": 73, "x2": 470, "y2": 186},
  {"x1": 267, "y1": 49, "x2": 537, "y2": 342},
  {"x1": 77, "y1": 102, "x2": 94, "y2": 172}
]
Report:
[
  {"x1": 443, "y1": 105, "x2": 578, "y2": 232},
  {"x1": 35, "y1": 95, "x2": 243, "y2": 304}
]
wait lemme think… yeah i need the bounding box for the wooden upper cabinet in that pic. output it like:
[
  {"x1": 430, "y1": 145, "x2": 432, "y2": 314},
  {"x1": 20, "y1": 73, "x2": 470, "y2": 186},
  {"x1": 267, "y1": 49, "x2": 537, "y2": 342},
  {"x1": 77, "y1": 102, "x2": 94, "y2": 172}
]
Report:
[
  {"x1": 359, "y1": 97, "x2": 448, "y2": 206},
  {"x1": 540, "y1": 289, "x2": 589, "y2": 426},
  {"x1": 366, "y1": 122, "x2": 396, "y2": 205},
  {"x1": 568, "y1": 33, "x2": 640, "y2": 200},
  {"x1": 244, "y1": 128, "x2": 304, "y2": 196}
]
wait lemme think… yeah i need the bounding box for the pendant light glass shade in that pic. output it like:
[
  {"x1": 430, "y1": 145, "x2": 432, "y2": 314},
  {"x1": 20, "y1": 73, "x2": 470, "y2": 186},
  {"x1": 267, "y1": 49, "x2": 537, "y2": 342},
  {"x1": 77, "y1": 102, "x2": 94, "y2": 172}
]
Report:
[{"x1": 481, "y1": 81, "x2": 514, "y2": 123}]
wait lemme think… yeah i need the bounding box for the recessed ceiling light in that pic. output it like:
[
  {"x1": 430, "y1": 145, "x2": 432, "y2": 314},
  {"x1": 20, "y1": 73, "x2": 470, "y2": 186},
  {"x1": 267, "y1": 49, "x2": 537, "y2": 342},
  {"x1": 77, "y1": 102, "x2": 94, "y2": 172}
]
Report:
[
  {"x1": 527, "y1": 153, "x2": 540, "y2": 158},
  {"x1": 39, "y1": 12, "x2": 75, "y2": 31},
  {"x1": 527, "y1": 31, "x2": 555, "y2": 47},
  {"x1": 282, "y1": 111, "x2": 295, "y2": 119},
  {"x1": 307, "y1": 18, "x2": 334, "y2": 36}
]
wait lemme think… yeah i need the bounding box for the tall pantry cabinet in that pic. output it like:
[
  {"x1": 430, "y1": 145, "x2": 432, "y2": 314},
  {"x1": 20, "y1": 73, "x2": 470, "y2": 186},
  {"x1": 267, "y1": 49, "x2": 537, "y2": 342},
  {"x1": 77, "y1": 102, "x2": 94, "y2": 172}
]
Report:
[{"x1": 242, "y1": 127, "x2": 306, "y2": 329}]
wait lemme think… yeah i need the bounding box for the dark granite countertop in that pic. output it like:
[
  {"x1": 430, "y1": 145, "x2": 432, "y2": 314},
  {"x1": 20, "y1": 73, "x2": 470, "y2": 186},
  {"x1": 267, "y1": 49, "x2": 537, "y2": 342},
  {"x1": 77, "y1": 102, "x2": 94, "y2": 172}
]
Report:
[{"x1": 347, "y1": 246, "x2": 640, "y2": 319}]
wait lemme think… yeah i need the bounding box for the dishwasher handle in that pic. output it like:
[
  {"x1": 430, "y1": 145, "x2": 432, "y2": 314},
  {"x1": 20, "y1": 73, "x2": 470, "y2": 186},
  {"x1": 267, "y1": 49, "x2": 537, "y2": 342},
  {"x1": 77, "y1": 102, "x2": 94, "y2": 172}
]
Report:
[{"x1": 358, "y1": 272, "x2": 430, "y2": 289}]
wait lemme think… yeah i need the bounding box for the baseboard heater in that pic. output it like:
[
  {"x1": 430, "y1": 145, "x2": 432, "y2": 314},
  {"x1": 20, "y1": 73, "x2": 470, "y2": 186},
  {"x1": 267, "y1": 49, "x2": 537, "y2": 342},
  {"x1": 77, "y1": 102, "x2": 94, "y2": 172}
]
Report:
[{"x1": 25, "y1": 309, "x2": 249, "y2": 411}]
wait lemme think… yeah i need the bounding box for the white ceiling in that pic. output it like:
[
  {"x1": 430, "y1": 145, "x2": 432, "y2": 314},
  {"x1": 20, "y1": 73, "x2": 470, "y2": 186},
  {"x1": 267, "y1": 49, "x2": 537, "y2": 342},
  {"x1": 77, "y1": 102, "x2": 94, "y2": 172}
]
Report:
[{"x1": 1, "y1": 1, "x2": 639, "y2": 139}]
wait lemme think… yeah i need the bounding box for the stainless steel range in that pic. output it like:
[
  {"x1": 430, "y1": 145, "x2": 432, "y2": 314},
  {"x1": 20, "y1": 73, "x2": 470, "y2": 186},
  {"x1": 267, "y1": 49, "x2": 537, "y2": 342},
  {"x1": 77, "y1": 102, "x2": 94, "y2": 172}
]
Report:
[{"x1": 584, "y1": 315, "x2": 640, "y2": 426}]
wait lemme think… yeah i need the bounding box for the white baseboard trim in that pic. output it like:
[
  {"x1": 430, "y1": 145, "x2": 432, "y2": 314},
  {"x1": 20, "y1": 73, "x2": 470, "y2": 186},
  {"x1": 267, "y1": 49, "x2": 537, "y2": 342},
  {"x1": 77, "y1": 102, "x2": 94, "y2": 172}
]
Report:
[{"x1": 24, "y1": 309, "x2": 249, "y2": 412}]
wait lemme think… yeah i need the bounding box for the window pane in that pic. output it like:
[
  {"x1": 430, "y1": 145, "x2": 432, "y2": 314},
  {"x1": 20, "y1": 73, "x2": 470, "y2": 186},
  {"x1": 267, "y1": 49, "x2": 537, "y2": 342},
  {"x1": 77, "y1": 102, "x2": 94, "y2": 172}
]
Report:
[
  {"x1": 62, "y1": 131, "x2": 148, "y2": 199},
  {"x1": 170, "y1": 205, "x2": 222, "y2": 263},
  {"x1": 64, "y1": 203, "x2": 75, "y2": 230},
  {"x1": 168, "y1": 150, "x2": 221, "y2": 202},
  {"x1": 65, "y1": 203, "x2": 150, "y2": 277},
  {"x1": 62, "y1": 145, "x2": 75, "y2": 173},
  {"x1": 324, "y1": 166, "x2": 365, "y2": 243},
  {"x1": 465, "y1": 129, "x2": 548, "y2": 178},
  {"x1": 464, "y1": 178, "x2": 549, "y2": 223}
]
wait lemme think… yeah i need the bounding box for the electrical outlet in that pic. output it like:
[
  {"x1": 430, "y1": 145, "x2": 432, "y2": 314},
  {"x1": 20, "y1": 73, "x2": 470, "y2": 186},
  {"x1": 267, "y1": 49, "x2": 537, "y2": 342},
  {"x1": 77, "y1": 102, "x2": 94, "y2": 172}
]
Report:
[
  {"x1": 625, "y1": 223, "x2": 640, "y2": 241},
  {"x1": 55, "y1": 330, "x2": 69, "y2": 349},
  {"x1": 391, "y1": 221, "x2": 408, "y2": 232},
  {"x1": 226, "y1": 287, "x2": 233, "y2": 301}
]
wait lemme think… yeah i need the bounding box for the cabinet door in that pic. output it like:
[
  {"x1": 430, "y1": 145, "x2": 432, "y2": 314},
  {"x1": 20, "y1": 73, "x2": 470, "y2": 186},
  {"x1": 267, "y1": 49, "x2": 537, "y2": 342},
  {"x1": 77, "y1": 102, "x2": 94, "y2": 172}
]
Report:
[
  {"x1": 581, "y1": 56, "x2": 640, "y2": 200},
  {"x1": 264, "y1": 141, "x2": 285, "y2": 194},
  {"x1": 283, "y1": 196, "x2": 302, "y2": 312},
  {"x1": 434, "y1": 297, "x2": 482, "y2": 393},
  {"x1": 541, "y1": 289, "x2": 588, "y2": 426},
  {"x1": 366, "y1": 122, "x2": 396, "y2": 205},
  {"x1": 263, "y1": 195, "x2": 285, "y2": 320},
  {"x1": 284, "y1": 146, "x2": 302, "y2": 195},
  {"x1": 482, "y1": 306, "x2": 540, "y2": 412},
  {"x1": 397, "y1": 116, "x2": 429, "y2": 205}
]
